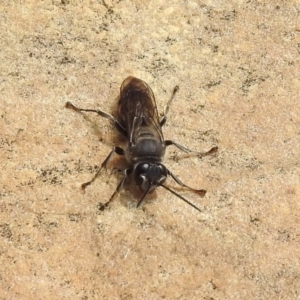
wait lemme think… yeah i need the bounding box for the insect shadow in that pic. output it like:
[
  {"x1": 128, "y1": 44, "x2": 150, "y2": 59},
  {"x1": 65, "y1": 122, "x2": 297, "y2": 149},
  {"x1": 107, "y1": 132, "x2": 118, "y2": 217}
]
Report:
[{"x1": 66, "y1": 76, "x2": 217, "y2": 212}]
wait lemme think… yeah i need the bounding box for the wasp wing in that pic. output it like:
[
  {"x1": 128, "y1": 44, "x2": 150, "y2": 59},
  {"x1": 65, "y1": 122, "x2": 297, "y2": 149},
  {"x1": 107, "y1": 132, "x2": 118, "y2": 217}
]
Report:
[{"x1": 117, "y1": 76, "x2": 163, "y2": 144}]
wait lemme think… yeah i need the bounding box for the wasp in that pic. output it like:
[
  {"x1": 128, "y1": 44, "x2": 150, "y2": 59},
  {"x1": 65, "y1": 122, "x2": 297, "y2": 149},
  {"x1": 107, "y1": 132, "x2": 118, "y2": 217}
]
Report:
[{"x1": 66, "y1": 76, "x2": 217, "y2": 212}]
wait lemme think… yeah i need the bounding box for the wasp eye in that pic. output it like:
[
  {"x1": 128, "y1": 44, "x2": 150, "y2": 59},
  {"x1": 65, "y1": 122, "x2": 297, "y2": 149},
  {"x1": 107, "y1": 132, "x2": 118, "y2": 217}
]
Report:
[
  {"x1": 158, "y1": 164, "x2": 167, "y2": 176},
  {"x1": 136, "y1": 163, "x2": 149, "y2": 174},
  {"x1": 134, "y1": 163, "x2": 150, "y2": 187}
]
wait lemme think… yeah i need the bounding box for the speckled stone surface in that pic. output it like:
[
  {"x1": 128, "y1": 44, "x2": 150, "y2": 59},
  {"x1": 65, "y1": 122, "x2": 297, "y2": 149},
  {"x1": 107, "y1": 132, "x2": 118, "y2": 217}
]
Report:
[{"x1": 1, "y1": 1, "x2": 300, "y2": 299}]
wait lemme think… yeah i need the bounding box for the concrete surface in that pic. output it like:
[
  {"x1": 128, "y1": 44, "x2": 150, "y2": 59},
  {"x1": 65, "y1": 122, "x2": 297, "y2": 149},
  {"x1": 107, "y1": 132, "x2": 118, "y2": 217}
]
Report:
[{"x1": 1, "y1": 1, "x2": 300, "y2": 299}]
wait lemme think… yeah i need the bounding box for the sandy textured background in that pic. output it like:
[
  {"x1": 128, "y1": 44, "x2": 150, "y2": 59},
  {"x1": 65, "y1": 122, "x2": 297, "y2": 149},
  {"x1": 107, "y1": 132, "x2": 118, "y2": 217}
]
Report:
[{"x1": 1, "y1": 1, "x2": 300, "y2": 299}]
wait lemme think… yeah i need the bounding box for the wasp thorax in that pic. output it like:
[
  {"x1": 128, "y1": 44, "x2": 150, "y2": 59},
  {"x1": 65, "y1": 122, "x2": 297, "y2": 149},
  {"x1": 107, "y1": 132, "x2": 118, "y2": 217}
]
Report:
[{"x1": 134, "y1": 163, "x2": 167, "y2": 192}]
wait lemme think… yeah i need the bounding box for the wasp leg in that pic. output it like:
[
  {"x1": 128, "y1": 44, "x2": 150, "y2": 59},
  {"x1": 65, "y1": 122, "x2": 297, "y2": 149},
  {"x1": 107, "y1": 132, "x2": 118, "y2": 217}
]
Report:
[
  {"x1": 167, "y1": 169, "x2": 206, "y2": 197},
  {"x1": 81, "y1": 146, "x2": 125, "y2": 190},
  {"x1": 160, "y1": 184, "x2": 202, "y2": 213},
  {"x1": 98, "y1": 168, "x2": 132, "y2": 211},
  {"x1": 160, "y1": 85, "x2": 179, "y2": 127},
  {"x1": 165, "y1": 140, "x2": 218, "y2": 158},
  {"x1": 65, "y1": 101, "x2": 127, "y2": 136}
]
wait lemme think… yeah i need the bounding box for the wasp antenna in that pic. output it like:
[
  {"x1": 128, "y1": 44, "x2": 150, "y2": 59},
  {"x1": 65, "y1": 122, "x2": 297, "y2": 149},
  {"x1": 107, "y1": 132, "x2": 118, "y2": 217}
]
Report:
[
  {"x1": 160, "y1": 184, "x2": 202, "y2": 213},
  {"x1": 137, "y1": 184, "x2": 153, "y2": 208}
]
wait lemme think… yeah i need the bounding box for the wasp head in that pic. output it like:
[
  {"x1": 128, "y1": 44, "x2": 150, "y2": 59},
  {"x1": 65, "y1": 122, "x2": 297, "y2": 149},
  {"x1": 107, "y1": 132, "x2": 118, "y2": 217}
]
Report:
[{"x1": 134, "y1": 163, "x2": 167, "y2": 192}]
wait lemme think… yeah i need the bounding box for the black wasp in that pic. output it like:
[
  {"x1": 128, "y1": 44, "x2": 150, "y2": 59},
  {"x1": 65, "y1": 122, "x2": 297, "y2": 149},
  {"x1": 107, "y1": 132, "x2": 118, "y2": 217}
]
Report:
[{"x1": 66, "y1": 76, "x2": 217, "y2": 212}]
